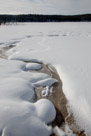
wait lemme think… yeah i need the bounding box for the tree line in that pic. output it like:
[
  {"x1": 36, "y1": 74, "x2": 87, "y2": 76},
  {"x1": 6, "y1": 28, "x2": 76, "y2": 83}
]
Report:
[{"x1": 0, "y1": 14, "x2": 91, "y2": 24}]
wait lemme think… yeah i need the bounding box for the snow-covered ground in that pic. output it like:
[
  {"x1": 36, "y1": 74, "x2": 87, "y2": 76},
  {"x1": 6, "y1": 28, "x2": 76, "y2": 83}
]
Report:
[{"x1": 0, "y1": 22, "x2": 91, "y2": 135}]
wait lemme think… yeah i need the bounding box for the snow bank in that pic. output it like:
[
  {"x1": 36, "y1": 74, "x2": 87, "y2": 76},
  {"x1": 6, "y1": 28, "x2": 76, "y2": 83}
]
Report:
[
  {"x1": 0, "y1": 22, "x2": 91, "y2": 135},
  {"x1": 1, "y1": 100, "x2": 53, "y2": 136},
  {"x1": 0, "y1": 58, "x2": 56, "y2": 136}
]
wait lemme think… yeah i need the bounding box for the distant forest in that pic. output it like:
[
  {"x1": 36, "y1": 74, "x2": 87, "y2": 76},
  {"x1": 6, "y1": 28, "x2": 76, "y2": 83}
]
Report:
[{"x1": 0, "y1": 14, "x2": 91, "y2": 24}]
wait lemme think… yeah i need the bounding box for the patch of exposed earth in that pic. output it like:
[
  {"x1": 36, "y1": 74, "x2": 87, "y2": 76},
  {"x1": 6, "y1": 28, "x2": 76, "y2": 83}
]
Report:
[{"x1": 33, "y1": 63, "x2": 86, "y2": 136}]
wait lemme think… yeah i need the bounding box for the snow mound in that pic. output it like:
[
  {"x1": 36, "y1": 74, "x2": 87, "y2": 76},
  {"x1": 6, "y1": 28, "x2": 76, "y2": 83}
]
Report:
[
  {"x1": 35, "y1": 99, "x2": 56, "y2": 124},
  {"x1": 26, "y1": 62, "x2": 42, "y2": 70},
  {"x1": 0, "y1": 78, "x2": 35, "y2": 101},
  {"x1": 1, "y1": 101, "x2": 53, "y2": 136},
  {"x1": 2, "y1": 118, "x2": 52, "y2": 136},
  {"x1": 34, "y1": 77, "x2": 58, "y2": 87},
  {"x1": 0, "y1": 59, "x2": 56, "y2": 136}
]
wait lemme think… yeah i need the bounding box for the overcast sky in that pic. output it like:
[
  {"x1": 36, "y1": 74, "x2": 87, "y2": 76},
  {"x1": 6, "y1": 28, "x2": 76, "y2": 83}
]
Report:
[{"x1": 0, "y1": 0, "x2": 91, "y2": 15}]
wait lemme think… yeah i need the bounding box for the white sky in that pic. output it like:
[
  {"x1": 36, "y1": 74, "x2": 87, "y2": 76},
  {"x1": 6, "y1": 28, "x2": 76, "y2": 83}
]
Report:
[{"x1": 0, "y1": 0, "x2": 91, "y2": 15}]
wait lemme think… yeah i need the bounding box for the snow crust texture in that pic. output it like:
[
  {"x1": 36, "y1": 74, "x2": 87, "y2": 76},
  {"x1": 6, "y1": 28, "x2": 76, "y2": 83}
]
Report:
[{"x1": 0, "y1": 23, "x2": 91, "y2": 135}]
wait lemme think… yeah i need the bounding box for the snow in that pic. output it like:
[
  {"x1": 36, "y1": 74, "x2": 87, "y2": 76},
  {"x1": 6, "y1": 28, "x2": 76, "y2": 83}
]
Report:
[
  {"x1": 26, "y1": 62, "x2": 42, "y2": 70},
  {"x1": 0, "y1": 58, "x2": 56, "y2": 136},
  {"x1": 41, "y1": 86, "x2": 54, "y2": 97},
  {"x1": 0, "y1": 22, "x2": 91, "y2": 135},
  {"x1": 35, "y1": 99, "x2": 56, "y2": 124},
  {"x1": 2, "y1": 114, "x2": 52, "y2": 136},
  {"x1": 42, "y1": 86, "x2": 50, "y2": 97},
  {"x1": 53, "y1": 125, "x2": 76, "y2": 136},
  {"x1": 65, "y1": 125, "x2": 77, "y2": 136},
  {"x1": 34, "y1": 77, "x2": 57, "y2": 87},
  {"x1": 54, "y1": 126, "x2": 67, "y2": 136}
]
